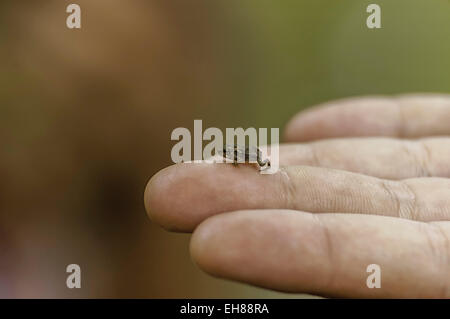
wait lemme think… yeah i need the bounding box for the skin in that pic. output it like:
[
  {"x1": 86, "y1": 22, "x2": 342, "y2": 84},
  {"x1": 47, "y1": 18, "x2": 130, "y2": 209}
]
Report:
[{"x1": 144, "y1": 94, "x2": 450, "y2": 298}]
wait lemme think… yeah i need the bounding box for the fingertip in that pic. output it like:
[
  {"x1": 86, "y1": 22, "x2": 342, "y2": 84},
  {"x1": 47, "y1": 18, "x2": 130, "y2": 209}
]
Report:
[
  {"x1": 143, "y1": 163, "x2": 245, "y2": 232},
  {"x1": 189, "y1": 211, "x2": 252, "y2": 278},
  {"x1": 189, "y1": 215, "x2": 219, "y2": 274},
  {"x1": 143, "y1": 166, "x2": 167, "y2": 224},
  {"x1": 283, "y1": 96, "x2": 401, "y2": 142},
  {"x1": 143, "y1": 164, "x2": 192, "y2": 232},
  {"x1": 283, "y1": 115, "x2": 298, "y2": 143},
  {"x1": 283, "y1": 110, "x2": 314, "y2": 142},
  {"x1": 144, "y1": 162, "x2": 283, "y2": 232},
  {"x1": 189, "y1": 210, "x2": 318, "y2": 292},
  {"x1": 283, "y1": 105, "x2": 336, "y2": 142}
]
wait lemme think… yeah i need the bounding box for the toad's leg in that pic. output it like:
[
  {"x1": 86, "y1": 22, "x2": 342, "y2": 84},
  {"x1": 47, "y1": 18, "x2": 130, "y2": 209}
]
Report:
[{"x1": 257, "y1": 156, "x2": 270, "y2": 168}]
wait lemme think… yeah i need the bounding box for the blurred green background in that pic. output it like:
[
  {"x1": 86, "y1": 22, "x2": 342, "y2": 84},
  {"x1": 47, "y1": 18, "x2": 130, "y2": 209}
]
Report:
[{"x1": 0, "y1": 0, "x2": 448, "y2": 297}]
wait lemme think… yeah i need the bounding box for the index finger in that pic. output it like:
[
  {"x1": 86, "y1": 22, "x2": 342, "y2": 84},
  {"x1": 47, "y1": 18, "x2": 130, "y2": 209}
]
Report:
[{"x1": 144, "y1": 163, "x2": 450, "y2": 232}]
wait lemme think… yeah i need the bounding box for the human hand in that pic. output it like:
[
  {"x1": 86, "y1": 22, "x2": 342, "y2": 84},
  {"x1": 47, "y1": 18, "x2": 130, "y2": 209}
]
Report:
[{"x1": 144, "y1": 94, "x2": 450, "y2": 298}]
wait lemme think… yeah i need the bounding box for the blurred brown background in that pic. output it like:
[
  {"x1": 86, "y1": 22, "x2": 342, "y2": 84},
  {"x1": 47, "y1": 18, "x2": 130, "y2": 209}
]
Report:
[{"x1": 0, "y1": 0, "x2": 449, "y2": 297}]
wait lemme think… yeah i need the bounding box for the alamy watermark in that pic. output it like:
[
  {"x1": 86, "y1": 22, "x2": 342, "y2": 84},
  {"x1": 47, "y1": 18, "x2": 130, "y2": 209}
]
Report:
[
  {"x1": 66, "y1": 264, "x2": 81, "y2": 289},
  {"x1": 66, "y1": 4, "x2": 81, "y2": 29},
  {"x1": 366, "y1": 264, "x2": 381, "y2": 289},
  {"x1": 366, "y1": 4, "x2": 381, "y2": 29},
  {"x1": 170, "y1": 120, "x2": 279, "y2": 174}
]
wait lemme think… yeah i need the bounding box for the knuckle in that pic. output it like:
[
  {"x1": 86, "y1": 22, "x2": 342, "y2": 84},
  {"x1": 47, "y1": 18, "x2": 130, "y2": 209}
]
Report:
[{"x1": 380, "y1": 180, "x2": 418, "y2": 220}]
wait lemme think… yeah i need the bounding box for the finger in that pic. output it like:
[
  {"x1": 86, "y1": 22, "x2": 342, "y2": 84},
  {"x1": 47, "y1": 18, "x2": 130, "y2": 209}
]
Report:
[
  {"x1": 284, "y1": 94, "x2": 450, "y2": 142},
  {"x1": 144, "y1": 163, "x2": 450, "y2": 232},
  {"x1": 279, "y1": 137, "x2": 450, "y2": 180},
  {"x1": 190, "y1": 210, "x2": 450, "y2": 298}
]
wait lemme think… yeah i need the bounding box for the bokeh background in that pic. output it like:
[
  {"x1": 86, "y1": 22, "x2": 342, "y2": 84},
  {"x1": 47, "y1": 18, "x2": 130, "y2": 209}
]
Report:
[{"x1": 0, "y1": 0, "x2": 449, "y2": 298}]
